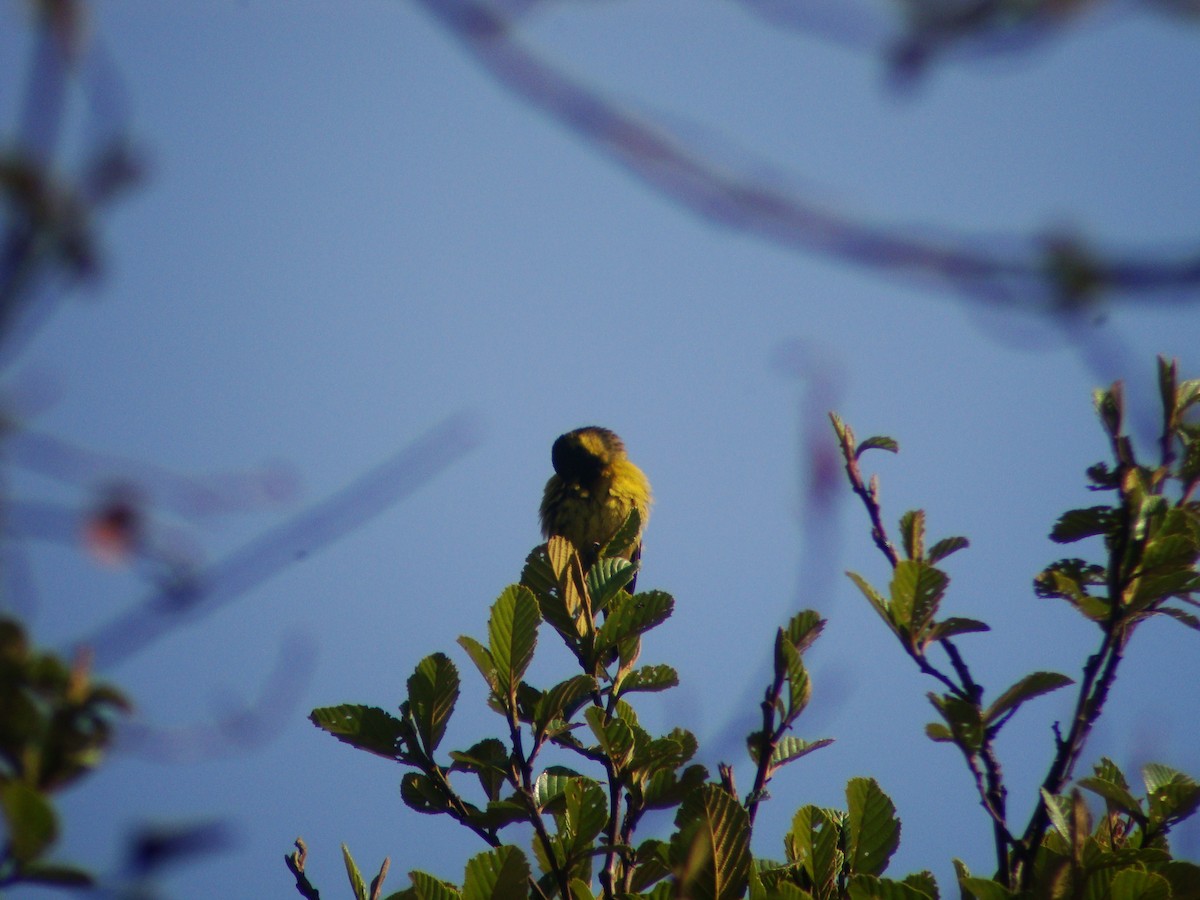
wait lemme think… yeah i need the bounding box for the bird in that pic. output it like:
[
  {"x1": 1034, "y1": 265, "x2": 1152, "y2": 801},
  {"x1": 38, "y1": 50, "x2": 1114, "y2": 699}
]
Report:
[{"x1": 539, "y1": 426, "x2": 652, "y2": 590}]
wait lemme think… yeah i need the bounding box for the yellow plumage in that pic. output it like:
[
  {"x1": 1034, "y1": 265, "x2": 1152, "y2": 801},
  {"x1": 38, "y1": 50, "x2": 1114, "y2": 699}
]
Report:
[{"x1": 539, "y1": 427, "x2": 652, "y2": 582}]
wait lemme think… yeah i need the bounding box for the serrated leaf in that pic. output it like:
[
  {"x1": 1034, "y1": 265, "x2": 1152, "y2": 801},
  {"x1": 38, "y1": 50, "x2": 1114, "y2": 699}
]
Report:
[
  {"x1": 671, "y1": 785, "x2": 752, "y2": 900},
  {"x1": 856, "y1": 436, "x2": 898, "y2": 458},
  {"x1": 559, "y1": 777, "x2": 608, "y2": 853},
  {"x1": 767, "y1": 736, "x2": 834, "y2": 769},
  {"x1": 781, "y1": 610, "x2": 826, "y2": 655},
  {"x1": 343, "y1": 843, "x2": 368, "y2": 900},
  {"x1": 1039, "y1": 789, "x2": 1071, "y2": 839},
  {"x1": 778, "y1": 639, "x2": 811, "y2": 722},
  {"x1": 585, "y1": 706, "x2": 635, "y2": 770},
  {"x1": 1154, "y1": 606, "x2": 1200, "y2": 630},
  {"x1": 488, "y1": 585, "x2": 541, "y2": 701},
  {"x1": 1050, "y1": 506, "x2": 1115, "y2": 543},
  {"x1": 890, "y1": 560, "x2": 946, "y2": 636},
  {"x1": 407, "y1": 869, "x2": 462, "y2": 900},
  {"x1": 847, "y1": 572, "x2": 896, "y2": 636},
  {"x1": 899, "y1": 510, "x2": 925, "y2": 561},
  {"x1": 926, "y1": 617, "x2": 989, "y2": 641},
  {"x1": 457, "y1": 635, "x2": 496, "y2": 690},
  {"x1": 928, "y1": 536, "x2": 968, "y2": 564},
  {"x1": 534, "y1": 674, "x2": 596, "y2": 737},
  {"x1": 928, "y1": 694, "x2": 983, "y2": 751},
  {"x1": 786, "y1": 806, "x2": 842, "y2": 900},
  {"x1": 846, "y1": 778, "x2": 900, "y2": 877},
  {"x1": 449, "y1": 738, "x2": 511, "y2": 802},
  {"x1": 1077, "y1": 776, "x2": 1145, "y2": 822},
  {"x1": 586, "y1": 556, "x2": 636, "y2": 613},
  {"x1": 310, "y1": 704, "x2": 404, "y2": 759},
  {"x1": 901, "y1": 871, "x2": 938, "y2": 900},
  {"x1": 401, "y1": 773, "x2": 451, "y2": 815},
  {"x1": 462, "y1": 845, "x2": 530, "y2": 900},
  {"x1": 1143, "y1": 764, "x2": 1200, "y2": 826},
  {"x1": 983, "y1": 671, "x2": 1073, "y2": 726},
  {"x1": 407, "y1": 653, "x2": 460, "y2": 755},
  {"x1": 596, "y1": 590, "x2": 674, "y2": 655},
  {"x1": 1110, "y1": 869, "x2": 1170, "y2": 900},
  {"x1": 616, "y1": 664, "x2": 679, "y2": 696}
]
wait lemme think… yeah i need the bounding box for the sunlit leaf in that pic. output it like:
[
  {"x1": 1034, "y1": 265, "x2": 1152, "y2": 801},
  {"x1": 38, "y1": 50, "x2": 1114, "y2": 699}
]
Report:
[
  {"x1": 899, "y1": 510, "x2": 925, "y2": 561},
  {"x1": 407, "y1": 653, "x2": 460, "y2": 755},
  {"x1": 488, "y1": 585, "x2": 541, "y2": 701},
  {"x1": 846, "y1": 777, "x2": 900, "y2": 877},
  {"x1": 462, "y1": 845, "x2": 530, "y2": 900},
  {"x1": 342, "y1": 843, "x2": 368, "y2": 900},
  {"x1": 983, "y1": 671, "x2": 1073, "y2": 726},
  {"x1": 310, "y1": 704, "x2": 404, "y2": 760},
  {"x1": 856, "y1": 436, "x2": 898, "y2": 458},
  {"x1": 928, "y1": 536, "x2": 968, "y2": 564},
  {"x1": 0, "y1": 781, "x2": 57, "y2": 863}
]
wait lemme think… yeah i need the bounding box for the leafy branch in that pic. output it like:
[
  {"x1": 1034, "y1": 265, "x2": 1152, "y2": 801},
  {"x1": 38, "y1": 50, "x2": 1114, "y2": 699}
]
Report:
[{"x1": 832, "y1": 355, "x2": 1200, "y2": 893}]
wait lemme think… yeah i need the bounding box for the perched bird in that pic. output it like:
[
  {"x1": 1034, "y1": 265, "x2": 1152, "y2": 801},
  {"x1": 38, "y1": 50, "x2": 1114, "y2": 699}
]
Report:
[{"x1": 539, "y1": 427, "x2": 652, "y2": 588}]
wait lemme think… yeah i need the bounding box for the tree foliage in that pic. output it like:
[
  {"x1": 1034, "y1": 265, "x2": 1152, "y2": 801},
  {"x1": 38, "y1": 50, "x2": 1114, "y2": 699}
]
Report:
[{"x1": 293, "y1": 358, "x2": 1200, "y2": 899}]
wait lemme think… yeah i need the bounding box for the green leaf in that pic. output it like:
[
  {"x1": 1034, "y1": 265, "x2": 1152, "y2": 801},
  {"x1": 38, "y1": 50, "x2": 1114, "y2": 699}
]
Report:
[
  {"x1": 343, "y1": 843, "x2": 369, "y2": 900},
  {"x1": 899, "y1": 510, "x2": 925, "y2": 561},
  {"x1": 847, "y1": 572, "x2": 896, "y2": 637},
  {"x1": 405, "y1": 870, "x2": 462, "y2": 900},
  {"x1": 846, "y1": 777, "x2": 900, "y2": 877},
  {"x1": 763, "y1": 736, "x2": 834, "y2": 769},
  {"x1": 1162, "y1": 861, "x2": 1200, "y2": 899},
  {"x1": 901, "y1": 871, "x2": 938, "y2": 900},
  {"x1": 926, "y1": 617, "x2": 989, "y2": 641},
  {"x1": 0, "y1": 782, "x2": 57, "y2": 863},
  {"x1": 928, "y1": 694, "x2": 983, "y2": 752},
  {"x1": 585, "y1": 707, "x2": 635, "y2": 770},
  {"x1": 1050, "y1": 506, "x2": 1115, "y2": 543},
  {"x1": 488, "y1": 585, "x2": 541, "y2": 701},
  {"x1": 889, "y1": 561, "x2": 946, "y2": 635},
  {"x1": 596, "y1": 590, "x2": 674, "y2": 655},
  {"x1": 457, "y1": 635, "x2": 496, "y2": 689},
  {"x1": 310, "y1": 705, "x2": 404, "y2": 759},
  {"x1": 401, "y1": 773, "x2": 451, "y2": 815},
  {"x1": 781, "y1": 610, "x2": 826, "y2": 655},
  {"x1": 1153, "y1": 606, "x2": 1200, "y2": 631},
  {"x1": 777, "y1": 639, "x2": 811, "y2": 722},
  {"x1": 407, "y1": 653, "x2": 460, "y2": 755},
  {"x1": 586, "y1": 556, "x2": 636, "y2": 613},
  {"x1": 1039, "y1": 789, "x2": 1071, "y2": 840},
  {"x1": 534, "y1": 674, "x2": 596, "y2": 736},
  {"x1": 1143, "y1": 763, "x2": 1200, "y2": 827},
  {"x1": 1077, "y1": 776, "x2": 1144, "y2": 822},
  {"x1": 923, "y1": 723, "x2": 952, "y2": 743},
  {"x1": 1109, "y1": 869, "x2": 1170, "y2": 900},
  {"x1": 558, "y1": 777, "x2": 608, "y2": 853},
  {"x1": 983, "y1": 671, "x2": 1073, "y2": 726},
  {"x1": 671, "y1": 785, "x2": 752, "y2": 900},
  {"x1": 462, "y1": 845, "x2": 530, "y2": 900},
  {"x1": 449, "y1": 738, "x2": 511, "y2": 802},
  {"x1": 786, "y1": 806, "x2": 842, "y2": 900},
  {"x1": 927, "y1": 537, "x2": 968, "y2": 564},
  {"x1": 856, "y1": 436, "x2": 898, "y2": 458},
  {"x1": 953, "y1": 860, "x2": 1013, "y2": 900},
  {"x1": 616, "y1": 664, "x2": 679, "y2": 696}
]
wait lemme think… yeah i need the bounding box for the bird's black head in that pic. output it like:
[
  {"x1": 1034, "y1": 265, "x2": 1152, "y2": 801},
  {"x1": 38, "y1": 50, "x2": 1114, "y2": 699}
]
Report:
[{"x1": 551, "y1": 426, "x2": 622, "y2": 483}]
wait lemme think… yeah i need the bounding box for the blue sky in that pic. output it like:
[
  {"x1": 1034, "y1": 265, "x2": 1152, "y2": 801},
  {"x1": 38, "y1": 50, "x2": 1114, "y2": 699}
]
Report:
[{"x1": 2, "y1": 1, "x2": 1199, "y2": 897}]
